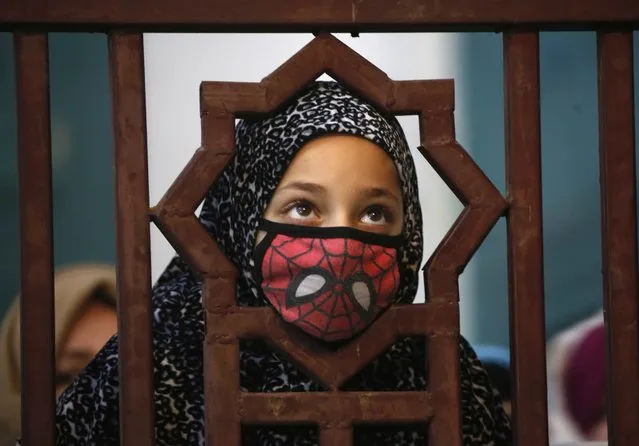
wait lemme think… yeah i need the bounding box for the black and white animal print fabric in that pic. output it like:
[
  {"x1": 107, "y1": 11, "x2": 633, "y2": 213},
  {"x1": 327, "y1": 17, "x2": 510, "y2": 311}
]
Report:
[{"x1": 25, "y1": 82, "x2": 512, "y2": 445}]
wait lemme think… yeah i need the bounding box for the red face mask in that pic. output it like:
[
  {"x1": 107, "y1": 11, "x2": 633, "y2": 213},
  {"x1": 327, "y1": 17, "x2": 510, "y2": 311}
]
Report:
[{"x1": 254, "y1": 220, "x2": 402, "y2": 342}]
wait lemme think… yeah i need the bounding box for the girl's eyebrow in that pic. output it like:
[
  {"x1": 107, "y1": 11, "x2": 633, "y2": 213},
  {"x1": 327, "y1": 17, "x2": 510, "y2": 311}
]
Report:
[
  {"x1": 279, "y1": 181, "x2": 401, "y2": 204},
  {"x1": 359, "y1": 187, "x2": 401, "y2": 204},
  {"x1": 278, "y1": 181, "x2": 327, "y2": 195}
]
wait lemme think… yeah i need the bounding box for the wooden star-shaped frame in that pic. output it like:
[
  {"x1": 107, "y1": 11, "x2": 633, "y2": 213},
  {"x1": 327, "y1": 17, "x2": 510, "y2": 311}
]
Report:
[{"x1": 150, "y1": 33, "x2": 507, "y2": 446}]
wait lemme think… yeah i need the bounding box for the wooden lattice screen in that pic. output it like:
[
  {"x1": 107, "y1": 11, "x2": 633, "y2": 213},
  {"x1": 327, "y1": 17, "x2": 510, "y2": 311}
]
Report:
[{"x1": 2, "y1": 2, "x2": 638, "y2": 446}]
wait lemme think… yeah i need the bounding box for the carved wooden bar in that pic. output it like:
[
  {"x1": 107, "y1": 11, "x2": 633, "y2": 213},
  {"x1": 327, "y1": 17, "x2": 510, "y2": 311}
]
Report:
[
  {"x1": 14, "y1": 31, "x2": 56, "y2": 446},
  {"x1": 109, "y1": 32, "x2": 156, "y2": 446},
  {"x1": 503, "y1": 31, "x2": 549, "y2": 446},
  {"x1": 151, "y1": 34, "x2": 507, "y2": 445},
  {"x1": 597, "y1": 31, "x2": 639, "y2": 445}
]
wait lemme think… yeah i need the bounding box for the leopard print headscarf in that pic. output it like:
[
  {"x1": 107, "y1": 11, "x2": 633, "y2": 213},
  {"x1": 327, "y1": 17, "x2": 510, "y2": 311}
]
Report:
[{"x1": 38, "y1": 81, "x2": 512, "y2": 446}]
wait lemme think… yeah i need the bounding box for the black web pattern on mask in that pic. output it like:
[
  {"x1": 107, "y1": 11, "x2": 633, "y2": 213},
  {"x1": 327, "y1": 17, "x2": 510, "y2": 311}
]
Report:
[{"x1": 263, "y1": 237, "x2": 399, "y2": 339}]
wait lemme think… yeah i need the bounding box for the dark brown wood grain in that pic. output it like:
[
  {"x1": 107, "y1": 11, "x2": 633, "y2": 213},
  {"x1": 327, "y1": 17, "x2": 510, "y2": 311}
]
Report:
[
  {"x1": 240, "y1": 392, "x2": 433, "y2": 423},
  {"x1": 597, "y1": 31, "x2": 639, "y2": 446},
  {"x1": 428, "y1": 335, "x2": 461, "y2": 446},
  {"x1": 109, "y1": 32, "x2": 156, "y2": 446},
  {"x1": 1, "y1": 0, "x2": 638, "y2": 30},
  {"x1": 503, "y1": 31, "x2": 549, "y2": 446},
  {"x1": 206, "y1": 334, "x2": 241, "y2": 445},
  {"x1": 15, "y1": 31, "x2": 56, "y2": 446},
  {"x1": 319, "y1": 426, "x2": 353, "y2": 445}
]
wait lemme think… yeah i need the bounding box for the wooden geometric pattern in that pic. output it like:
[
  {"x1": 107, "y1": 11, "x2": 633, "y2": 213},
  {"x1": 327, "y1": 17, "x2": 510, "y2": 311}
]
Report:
[{"x1": 149, "y1": 33, "x2": 507, "y2": 446}]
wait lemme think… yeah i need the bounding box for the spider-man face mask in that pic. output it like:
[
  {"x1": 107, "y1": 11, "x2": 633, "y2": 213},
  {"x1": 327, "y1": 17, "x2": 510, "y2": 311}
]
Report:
[{"x1": 254, "y1": 220, "x2": 402, "y2": 342}]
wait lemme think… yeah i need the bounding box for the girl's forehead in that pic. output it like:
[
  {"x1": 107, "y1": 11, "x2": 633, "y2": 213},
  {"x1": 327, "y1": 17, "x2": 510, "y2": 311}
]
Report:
[{"x1": 276, "y1": 134, "x2": 401, "y2": 189}]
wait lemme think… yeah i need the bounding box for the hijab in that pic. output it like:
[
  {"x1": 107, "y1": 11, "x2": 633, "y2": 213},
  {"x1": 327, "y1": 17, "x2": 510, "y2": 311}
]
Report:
[
  {"x1": 0, "y1": 264, "x2": 117, "y2": 446},
  {"x1": 563, "y1": 324, "x2": 606, "y2": 436},
  {"x1": 547, "y1": 310, "x2": 605, "y2": 443},
  {"x1": 38, "y1": 82, "x2": 511, "y2": 446}
]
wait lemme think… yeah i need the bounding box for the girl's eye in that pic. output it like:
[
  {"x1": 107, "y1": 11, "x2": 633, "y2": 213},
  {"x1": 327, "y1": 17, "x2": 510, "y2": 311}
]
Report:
[
  {"x1": 286, "y1": 201, "x2": 316, "y2": 220},
  {"x1": 361, "y1": 205, "x2": 391, "y2": 225}
]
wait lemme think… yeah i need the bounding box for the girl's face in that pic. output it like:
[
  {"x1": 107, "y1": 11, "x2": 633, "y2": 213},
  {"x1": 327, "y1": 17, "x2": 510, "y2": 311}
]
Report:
[
  {"x1": 254, "y1": 135, "x2": 404, "y2": 340},
  {"x1": 261, "y1": 134, "x2": 404, "y2": 236}
]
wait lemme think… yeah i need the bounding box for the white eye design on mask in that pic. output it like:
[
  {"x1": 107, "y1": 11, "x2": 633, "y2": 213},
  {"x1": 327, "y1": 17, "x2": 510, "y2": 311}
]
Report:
[
  {"x1": 286, "y1": 268, "x2": 334, "y2": 307},
  {"x1": 345, "y1": 272, "x2": 378, "y2": 316},
  {"x1": 351, "y1": 281, "x2": 372, "y2": 311},
  {"x1": 295, "y1": 274, "x2": 327, "y2": 298},
  {"x1": 284, "y1": 268, "x2": 380, "y2": 316}
]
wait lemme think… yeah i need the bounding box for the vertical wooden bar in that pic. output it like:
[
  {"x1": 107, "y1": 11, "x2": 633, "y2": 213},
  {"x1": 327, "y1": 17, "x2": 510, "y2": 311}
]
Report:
[
  {"x1": 199, "y1": 109, "x2": 241, "y2": 445},
  {"x1": 503, "y1": 31, "x2": 549, "y2": 446},
  {"x1": 597, "y1": 31, "x2": 639, "y2": 446},
  {"x1": 319, "y1": 423, "x2": 353, "y2": 446},
  {"x1": 108, "y1": 32, "x2": 155, "y2": 446},
  {"x1": 14, "y1": 31, "x2": 55, "y2": 446},
  {"x1": 428, "y1": 335, "x2": 461, "y2": 446},
  {"x1": 204, "y1": 280, "x2": 241, "y2": 446}
]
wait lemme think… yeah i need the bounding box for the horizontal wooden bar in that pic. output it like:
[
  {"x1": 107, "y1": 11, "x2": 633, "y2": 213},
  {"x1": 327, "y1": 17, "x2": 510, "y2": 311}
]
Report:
[
  {"x1": 1, "y1": 0, "x2": 638, "y2": 30},
  {"x1": 15, "y1": 31, "x2": 56, "y2": 446},
  {"x1": 206, "y1": 303, "x2": 458, "y2": 338},
  {"x1": 597, "y1": 31, "x2": 639, "y2": 446},
  {"x1": 240, "y1": 392, "x2": 433, "y2": 423},
  {"x1": 109, "y1": 31, "x2": 156, "y2": 446},
  {"x1": 503, "y1": 31, "x2": 549, "y2": 446}
]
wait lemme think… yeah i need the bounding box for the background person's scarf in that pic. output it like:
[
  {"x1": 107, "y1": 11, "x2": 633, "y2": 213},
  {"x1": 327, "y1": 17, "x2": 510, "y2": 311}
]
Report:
[
  {"x1": 547, "y1": 310, "x2": 606, "y2": 443},
  {"x1": 0, "y1": 264, "x2": 116, "y2": 446},
  {"x1": 35, "y1": 82, "x2": 511, "y2": 445},
  {"x1": 563, "y1": 324, "x2": 606, "y2": 436}
]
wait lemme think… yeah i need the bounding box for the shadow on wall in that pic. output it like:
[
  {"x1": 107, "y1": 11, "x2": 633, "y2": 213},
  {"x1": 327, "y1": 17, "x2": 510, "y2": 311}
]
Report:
[
  {"x1": 458, "y1": 31, "x2": 639, "y2": 345},
  {"x1": 0, "y1": 33, "x2": 115, "y2": 318}
]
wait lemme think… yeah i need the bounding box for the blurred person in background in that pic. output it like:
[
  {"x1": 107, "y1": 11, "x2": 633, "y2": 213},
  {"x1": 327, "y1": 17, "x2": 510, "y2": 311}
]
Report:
[
  {"x1": 547, "y1": 310, "x2": 607, "y2": 443},
  {"x1": 0, "y1": 264, "x2": 118, "y2": 446},
  {"x1": 475, "y1": 345, "x2": 512, "y2": 417}
]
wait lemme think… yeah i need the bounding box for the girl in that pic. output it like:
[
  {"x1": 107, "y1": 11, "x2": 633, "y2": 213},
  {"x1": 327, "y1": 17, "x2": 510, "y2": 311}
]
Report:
[{"x1": 32, "y1": 82, "x2": 512, "y2": 445}]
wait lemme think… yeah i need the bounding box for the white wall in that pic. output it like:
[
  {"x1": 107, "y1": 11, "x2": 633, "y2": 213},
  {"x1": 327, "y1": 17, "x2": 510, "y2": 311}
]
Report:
[{"x1": 143, "y1": 33, "x2": 476, "y2": 335}]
